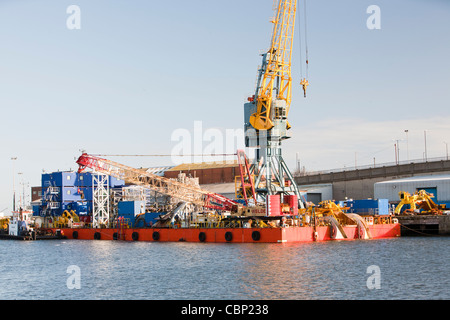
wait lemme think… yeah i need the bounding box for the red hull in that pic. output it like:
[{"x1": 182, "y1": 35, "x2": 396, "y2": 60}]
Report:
[{"x1": 56, "y1": 224, "x2": 400, "y2": 243}]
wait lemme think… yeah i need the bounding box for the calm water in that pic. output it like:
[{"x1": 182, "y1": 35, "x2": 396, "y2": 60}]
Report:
[{"x1": 0, "y1": 237, "x2": 448, "y2": 300}]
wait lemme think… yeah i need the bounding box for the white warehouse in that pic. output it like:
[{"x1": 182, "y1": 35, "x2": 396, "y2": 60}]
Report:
[{"x1": 374, "y1": 174, "x2": 450, "y2": 203}]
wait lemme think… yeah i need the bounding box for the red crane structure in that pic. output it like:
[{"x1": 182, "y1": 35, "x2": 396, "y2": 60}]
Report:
[{"x1": 76, "y1": 153, "x2": 238, "y2": 212}]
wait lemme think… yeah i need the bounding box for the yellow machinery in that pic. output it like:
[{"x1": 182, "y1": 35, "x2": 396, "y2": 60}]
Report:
[
  {"x1": 303, "y1": 201, "x2": 355, "y2": 226},
  {"x1": 54, "y1": 210, "x2": 80, "y2": 228},
  {"x1": 395, "y1": 190, "x2": 444, "y2": 215},
  {"x1": 302, "y1": 201, "x2": 374, "y2": 240},
  {"x1": 0, "y1": 217, "x2": 9, "y2": 230}
]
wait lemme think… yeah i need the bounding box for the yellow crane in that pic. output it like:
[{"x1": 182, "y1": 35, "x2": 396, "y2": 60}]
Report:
[
  {"x1": 249, "y1": 0, "x2": 299, "y2": 131},
  {"x1": 242, "y1": 0, "x2": 309, "y2": 208}
]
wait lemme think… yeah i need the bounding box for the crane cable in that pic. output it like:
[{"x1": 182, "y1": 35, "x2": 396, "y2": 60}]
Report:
[
  {"x1": 304, "y1": 0, "x2": 309, "y2": 79},
  {"x1": 298, "y1": 0, "x2": 309, "y2": 97},
  {"x1": 298, "y1": 0, "x2": 303, "y2": 79},
  {"x1": 92, "y1": 153, "x2": 237, "y2": 157}
]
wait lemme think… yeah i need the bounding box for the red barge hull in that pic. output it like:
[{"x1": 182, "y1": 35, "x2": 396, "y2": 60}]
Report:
[{"x1": 55, "y1": 223, "x2": 400, "y2": 243}]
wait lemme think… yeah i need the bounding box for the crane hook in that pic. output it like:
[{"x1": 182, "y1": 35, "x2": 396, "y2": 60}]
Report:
[{"x1": 300, "y1": 78, "x2": 309, "y2": 97}]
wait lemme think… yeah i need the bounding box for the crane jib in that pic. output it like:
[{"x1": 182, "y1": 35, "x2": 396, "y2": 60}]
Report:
[{"x1": 76, "y1": 153, "x2": 238, "y2": 211}]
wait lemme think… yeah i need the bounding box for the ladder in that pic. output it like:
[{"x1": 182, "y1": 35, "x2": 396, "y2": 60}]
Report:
[{"x1": 116, "y1": 217, "x2": 129, "y2": 240}]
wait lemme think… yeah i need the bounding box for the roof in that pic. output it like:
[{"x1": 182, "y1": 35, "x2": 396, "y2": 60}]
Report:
[
  {"x1": 144, "y1": 166, "x2": 174, "y2": 176},
  {"x1": 297, "y1": 183, "x2": 333, "y2": 192},
  {"x1": 375, "y1": 174, "x2": 450, "y2": 184},
  {"x1": 200, "y1": 182, "x2": 236, "y2": 194},
  {"x1": 166, "y1": 161, "x2": 239, "y2": 172}
]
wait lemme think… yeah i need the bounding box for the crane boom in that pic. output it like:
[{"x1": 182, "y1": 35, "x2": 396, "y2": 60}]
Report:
[
  {"x1": 76, "y1": 153, "x2": 237, "y2": 211},
  {"x1": 250, "y1": 0, "x2": 297, "y2": 131}
]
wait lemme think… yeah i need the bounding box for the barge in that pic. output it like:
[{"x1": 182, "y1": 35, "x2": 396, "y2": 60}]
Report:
[
  {"x1": 39, "y1": 154, "x2": 401, "y2": 244},
  {"x1": 51, "y1": 207, "x2": 400, "y2": 243},
  {"x1": 55, "y1": 223, "x2": 400, "y2": 243}
]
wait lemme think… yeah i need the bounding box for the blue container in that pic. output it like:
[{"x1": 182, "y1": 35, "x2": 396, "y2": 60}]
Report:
[
  {"x1": 40, "y1": 200, "x2": 62, "y2": 215},
  {"x1": 58, "y1": 187, "x2": 84, "y2": 202},
  {"x1": 118, "y1": 212, "x2": 137, "y2": 227},
  {"x1": 347, "y1": 199, "x2": 389, "y2": 215},
  {"x1": 32, "y1": 205, "x2": 40, "y2": 216},
  {"x1": 75, "y1": 201, "x2": 89, "y2": 215},
  {"x1": 377, "y1": 199, "x2": 389, "y2": 215},
  {"x1": 439, "y1": 201, "x2": 450, "y2": 209},
  {"x1": 81, "y1": 201, "x2": 93, "y2": 214},
  {"x1": 133, "y1": 212, "x2": 163, "y2": 227},
  {"x1": 118, "y1": 201, "x2": 145, "y2": 216},
  {"x1": 43, "y1": 171, "x2": 124, "y2": 190},
  {"x1": 75, "y1": 172, "x2": 124, "y2": 188},
  {"x1": 75, "y1": 172, "x2": 92, "y2": 187},
  {"x1": 57, "y1": 200, "x2": 94, "y2": 216},
  {"x1": 75, "y1": 186, "x2": 93, "y2": 201},
  {"x1": 146, "y1": 212, "x2": 161, "y2": 224},
  {"x1": 42, "y1": 172, "x2": 76, "y2": 188},
  {"x1": 61, "y1": 201, "x2": 75, "y2": 213},
  {"x1": 110, "y1": 176, "x2": 125, "y2": 188}
]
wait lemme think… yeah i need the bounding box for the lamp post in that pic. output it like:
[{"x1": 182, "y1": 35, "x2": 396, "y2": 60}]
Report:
[
  {"x1": 404, "y1": 130, "x2": 409, "y2": 161},
  {"x1": 424, "y1": 130, "x2": 428, "y2": 161},
  {"x1": 17, "y1": 172, "x2": 23, "y2": 210},
  {"x1": 11, "y1": 157, "x2": 17, "y2": 212},
  {"x1": 394, "y1": 142, "x2": 398, "y2": 165},
  {"x1": 445, "y1": 142, "x2": 449, "y2": 161},
  {"x1": 392, "y1": 139, "x2": 401, "y2": 165}
]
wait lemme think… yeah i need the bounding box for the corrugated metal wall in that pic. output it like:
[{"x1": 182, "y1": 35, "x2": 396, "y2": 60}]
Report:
[{"x1": 374, "y1": 175, "x2": 450, "y2": 202}]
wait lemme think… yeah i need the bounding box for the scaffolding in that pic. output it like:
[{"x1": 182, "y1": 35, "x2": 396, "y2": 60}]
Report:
[{"x1": 92, "y1": 173, "x2": 110, "y2": 228}]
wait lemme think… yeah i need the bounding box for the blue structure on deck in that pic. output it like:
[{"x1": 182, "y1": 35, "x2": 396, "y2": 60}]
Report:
[
  {"x1": 344, "y1": 199, "x2": 389, "y2": 215},
  {"x1": 117, "y1": 201, "x2": 163, "y2": 227},
  {"x1": 38, "y1": 171, "x2": 125, "y2": 217}
]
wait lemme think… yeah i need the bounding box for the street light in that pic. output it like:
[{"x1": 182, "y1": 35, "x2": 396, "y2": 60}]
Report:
[
  {"x1": 11, "y1": 157, "x2": 17, "y2": 212},
  {"x1": 392, "y1": 139, "x2": 403, "y2": 165},
  {"x1": 394, "y1": 142, "x2": 398, "y2": 165},
  {"x1": 444, "y1": 142, "x2": 449, "y2": 161},
  {"x1": 20, "y1": 181, "x2": 29, "y2": 210},
  {"x1": 17, "y1": 172, "x2": 24, "y2": 209},
  {"x1": 424, "y1": 130, "x2": 428, "y2": 161},
  {"x1": 404, "y1": 130, "x2": 409, "y2": 161}
]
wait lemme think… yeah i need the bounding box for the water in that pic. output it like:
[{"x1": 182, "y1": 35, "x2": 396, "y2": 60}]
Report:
[{"x1": 0, "y1": 237, "x2": 448, "y2": 300}]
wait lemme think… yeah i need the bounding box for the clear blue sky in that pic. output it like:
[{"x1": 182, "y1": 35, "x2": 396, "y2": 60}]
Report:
[{"x1": 1, "y1": 0, "x2": 449, "y2": 211}]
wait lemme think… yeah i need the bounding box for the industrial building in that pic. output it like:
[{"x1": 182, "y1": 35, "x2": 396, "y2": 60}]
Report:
[
  {"x1": 374, "y1": 174, "x2": 450, "y2": 205},
  {"x1": 163, "y1": 161, "x2": 240, "y2": 185},
  {"x1": 295, "y1": 158, "x2": 450, "y2": 201},
  {"x1": 298, "y1": 184, "x2": 333, "y2": 204}
]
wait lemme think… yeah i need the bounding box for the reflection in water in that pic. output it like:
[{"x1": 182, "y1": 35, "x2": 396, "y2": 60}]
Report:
[{"x1": 0, "y1": 237, "x2": 448, "y2": 299}]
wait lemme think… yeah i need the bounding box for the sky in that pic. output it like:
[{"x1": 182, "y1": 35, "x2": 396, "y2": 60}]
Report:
[{"x1": 0, "y1": 0, "x2": 449, "y2": 211}]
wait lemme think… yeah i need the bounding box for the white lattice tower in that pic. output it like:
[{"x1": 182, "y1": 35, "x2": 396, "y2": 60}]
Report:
[{"x1": 92, "y1": 172, "x2": 110, "y2": 228}]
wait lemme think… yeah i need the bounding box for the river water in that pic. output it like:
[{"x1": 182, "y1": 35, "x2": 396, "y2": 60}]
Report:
[{"x1": 0, "y1": 237, "x2": 448, "y2": 300}]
